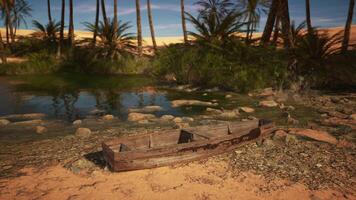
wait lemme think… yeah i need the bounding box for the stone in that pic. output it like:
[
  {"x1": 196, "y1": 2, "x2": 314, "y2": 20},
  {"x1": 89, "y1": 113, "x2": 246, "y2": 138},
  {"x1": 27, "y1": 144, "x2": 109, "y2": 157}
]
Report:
[
  {"x1": 171, "y1": 100, "x2": 215, "y2": 107},
  {"x1": 235, "y1": 150, "x2": 243, "y2": 154},
  {"x1": 259, "y1": 100, "x2": 278, "y2": 107},
  {"x1": 203, "y1": 93, "x2": 208, "y2": 96},
  {"x1": 128, "y1": 113, "x2": 155, "y2": 122},
  {"x1": 247, "y1": 116, "x2": 257, "y2": 120},
  {"x1": 258, "y1": 88, "x2": 274, "y2": 97},
  {"x1": 272, "y1": 130, "x2": 288, "y2": 140},
  {"x1": 239, "y1": 107, "x2": 255, "y2": 113},
  {"x1": 0, "y1": 119, "x2": 10, "y2": 126},
  {"x1": 35, "y1": 126, "x2": 47, "y2": 134},
  {"x1": 73, "y1": 120, "x2": 82, "y2": 125},
  {"x1": 287, "y1": 116, "x2": 299, "y2": 125},
  {"x1": 75, "y1": 128, "x2": 92, "y2": 137},
  {"x1": 173, "y1": 117, "x2": 183, "y2": 123},
  {"x1": 262, "y1": 139, "x2": 275, "y2": 147},
  {"x1": 173, "y1": 122, "x2": 190, "y2": 129},
  {"x1": 206, "y1": 107, "x2": 223, "y2": 115},
  {"x1": 0, "y1": 113, "x2": 46, "y2": 120},
  {"x1": 182, "y1": 117, "x2": 194, "y2": 122},
  {"x1": 160, "y1": 115, "x2": 175, "y2": 121},
  {"x1": 102, "y1": 114, "x2": 114, "y2": 121},
  {"x1": 11, "y1": 120, "x2": 43, "y2": 126},
  {"x1": 138, "y1": 120, "x2": 149, "y2": 124},
  {"x1": 288, "y1": 128, "x2": 338, "y2": 145},
  {"x1": 350, "y1": 114, "x2": 356, "y2": 120},
  {"x1": 128, "y1": 106, "x2": 163, "y2": 113},
  {"x1": 89, "y1": 108, "x2": 106, "y2": 115},
  {"x1": 225, "y1": 94, "x2": 233, "y2": 98},
  {"x1": 219, "y1": 110, "x2": 239, "y2": 119}
]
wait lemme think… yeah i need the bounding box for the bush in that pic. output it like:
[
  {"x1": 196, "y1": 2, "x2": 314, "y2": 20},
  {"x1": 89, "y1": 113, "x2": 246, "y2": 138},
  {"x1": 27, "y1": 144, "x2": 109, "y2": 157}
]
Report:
[{"x1": 153, "y1": 43, "x2": 289, "y2": 92}]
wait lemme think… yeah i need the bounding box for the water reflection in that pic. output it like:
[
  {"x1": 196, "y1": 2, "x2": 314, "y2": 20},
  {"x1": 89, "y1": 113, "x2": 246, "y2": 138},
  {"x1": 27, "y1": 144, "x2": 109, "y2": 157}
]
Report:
[{"x1": 0, "y1": 75, "x2": 183, "y2": 121}]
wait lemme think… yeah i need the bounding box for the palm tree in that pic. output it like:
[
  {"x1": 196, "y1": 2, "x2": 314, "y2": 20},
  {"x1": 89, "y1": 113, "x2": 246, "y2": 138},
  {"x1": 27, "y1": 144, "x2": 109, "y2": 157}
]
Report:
[
  {"x1": 10, "y1": 0, "x2": 32, "y2": 36},
  {"x1": 93, "y1": 0, "x2": 100, "y2": 46},
  {"x1": 57, "y1": 0, "x2": 65, "y2": 57},
  {"x1": 342, "y1": 0, "x2": 355, "y2": 53},
  {"x1": 101, "y1": 0, "x2": 108, "y2": 26},
  {"x1": 261, "y1": 0, "x2": 279, "y2": 45},
  {"x1": 147, "y1": 0, "x2": 157, "y2": 51},
  {"x1": 186, "y1": 11, "x2": 244, "y2": 45},
  {"x1": 195, "y1": 0, "x2": 234, "y2": 21},
  {"x1": 237, "y1": 0, "x2": 270, "y2": 43},
  {"x1": 0, "y1": 30, "x2": 7, "y2": 63},
  {"x1": 135, "y1": 0, "x2": 142, "y2": 56},
  {"x1": 280, "y1": 0, "x2": 293, "y2": 48},
  {"x1": 180, "y1": 0, "x2": 188, "y2": 44},
  {"x1": 305, "y1": 0, "x2": 312, "y2": 32},
  {"x1": 2, "y1": 0, "x2": 14, "y2": 43},
  {"x1": 68, "y1": 0, "x2": 74, "y2": 46},
  {"x1": 84, "y1": 19, "x2": 136, "y2": 59},
  {"x1": 113, "y1": 0, "x2": 118, "y2": 29},
  {"x1": 47, "y1": 0, "x2": 52, "y2": 22},
  {"x1": 32, "y1": 20, "x2": 60, "y2": 42}
]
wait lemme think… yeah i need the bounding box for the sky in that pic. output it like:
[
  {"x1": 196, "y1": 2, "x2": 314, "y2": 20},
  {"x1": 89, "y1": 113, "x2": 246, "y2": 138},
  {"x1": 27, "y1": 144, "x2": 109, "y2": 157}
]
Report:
[{"x1": 16, "y1": 0, "x2": 356, "y2": 37}]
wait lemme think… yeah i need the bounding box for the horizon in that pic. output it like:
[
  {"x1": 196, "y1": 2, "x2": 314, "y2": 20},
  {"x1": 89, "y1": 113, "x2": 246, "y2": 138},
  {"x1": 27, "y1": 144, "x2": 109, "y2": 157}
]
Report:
[{"x1": 14, "y1": 0, "x2": 356, "y2": 37}]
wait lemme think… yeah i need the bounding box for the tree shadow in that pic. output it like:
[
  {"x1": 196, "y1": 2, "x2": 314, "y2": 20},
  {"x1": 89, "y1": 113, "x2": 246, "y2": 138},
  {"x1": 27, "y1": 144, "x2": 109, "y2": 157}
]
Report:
[{"x1": 84, "y1": 151, "x2": 107, "y2": 169}]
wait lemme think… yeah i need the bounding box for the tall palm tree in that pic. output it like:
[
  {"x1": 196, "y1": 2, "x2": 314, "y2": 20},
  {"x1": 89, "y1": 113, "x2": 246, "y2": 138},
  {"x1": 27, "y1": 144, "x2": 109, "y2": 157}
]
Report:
[
  {"x1": 32, "y1": 20, "x2": 60, "y2": 42},
  {"x1": 68, "y1": 0, "x2": 74, "y2": 46},
  {"x1": 147, "y1": 0, "x2": 157, "y2": 51},
  {"x1": 0, "y1": 30, "x2": 7, "y2": 63},
  {"x1": 47, "y1": 0, "x2": 52, "y2": 22},
  {"x1": 93, "y1": 0, "x2": 100, "y2": 46},
  {"x1": 342, "y1": 0, "x2": 355, "y2": 53},
  {"x1": 280, "y1": 0, "x2": 293, "y2": 48},
  {"x1": 101, "y1": 0, "x2": 108, "y2": 26},
  {"x1": 181, "y1": 0, "x2": 188, "y2": 44},
  {"x1": 261, "y1": 0, "x2": 279, "y2": 45},
  {"x1": 113, "y1": 0, "x2": 118, "y2": 40},
  {"x1": 238, "y1": 0, "x2": 270, "y2": 43},
  {"x1": 57, "y1": 0, "x2": 65, "y2": 57},
  {"x1": 135, "y1": 0, "x2": 142, "y2": 56},
  {"x1": 11, "y1": 0, "x2": 32, "y2": 36},
  {"x1": 2, "y1": 0, "x2": 14, "y2": 43},
  {"x1": 305, "y1": 0, "x2": 312, "y2": 32}
]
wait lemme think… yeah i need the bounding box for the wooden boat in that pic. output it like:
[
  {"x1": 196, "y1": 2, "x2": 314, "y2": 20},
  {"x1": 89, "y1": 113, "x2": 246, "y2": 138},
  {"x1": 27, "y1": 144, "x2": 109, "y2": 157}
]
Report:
[{"x1": 102, "y1": 119, "x2": 275, "y2": 172}]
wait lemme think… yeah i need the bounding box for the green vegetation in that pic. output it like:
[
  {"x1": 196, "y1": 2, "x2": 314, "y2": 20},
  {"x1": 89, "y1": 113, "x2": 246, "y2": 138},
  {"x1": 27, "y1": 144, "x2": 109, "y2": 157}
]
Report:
[{"x1": 0, "y1": 0, "x2": 355, "y2": 92}]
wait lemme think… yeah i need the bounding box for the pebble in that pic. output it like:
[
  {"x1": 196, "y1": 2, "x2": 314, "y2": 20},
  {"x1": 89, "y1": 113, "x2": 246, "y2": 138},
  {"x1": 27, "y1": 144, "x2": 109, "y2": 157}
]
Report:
[
  {"x1": 75, "y1": 128, "x2": 92, "y2": 137},
  {"x1": 73, "y1": 120, "x2": 82, "y2": 125},
  {"x1": 0, "y1": 119, "x2": 10, "y2": 126},
  {"x1": 36, "y1": 126, "x2": 48, "y2": 134},
  {"x1": 102, "y1": 115, "x2": 114, "y2": 121}
]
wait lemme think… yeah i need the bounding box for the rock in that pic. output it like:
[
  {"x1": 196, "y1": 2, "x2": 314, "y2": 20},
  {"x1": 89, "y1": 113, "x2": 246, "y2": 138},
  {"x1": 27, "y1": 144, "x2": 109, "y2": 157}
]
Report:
[
  {"x1": 262, "y1": 139, "x2": 275, "y2": 147},
  {"x1": 316, "y1": 163, "x2": 322, "y2": 168},
  {"x1": 326, "y1": 111, "x2": 349, "y2": 119},
  {"x1": 321, "y1": 117, "x2": 356, "y2": 130},
  {"x1": 173, "y1": 122, "x2": 190, "y2": 129},
  {"x1": 259, "y1": 100, "x2": 278, "y2": 107},
  {"x1": 247, "y1": 116, "x2": 257, "y2": 120},
  {"x1": 258, "y1": 88, "x2": 274, "y2": 97},
  {"x1": 128, "y1": 106, "x2": 163, "y2": 113},
  {"x1": 138, "y1": 120, "x2": 149, "y2": 124},
  {"x1": 35, "y1": 126, "x2": 47, "y2": 134},
  {"x1": 205, "y1": 87, "x2": 219, "y2": 92},
  {"x1": 288, "y1": 128, "x2": 338, "y2": 145},
  {"x1": 182, "y1": 117, "x2": 194, "y2": 122},
  {"x1": 173, "y1": 117, "x2": 183, "y2": 123},
  {"x1": 219, "y1": 110, "x2": 239, "y2": 119},
  {"x1": 225, "y1": 94, "x2": 233, "y2": 98},
  {"x1": 11, "y1": 120, "x2": 43, "y2": 126},
  {"x1": 287, "y1": 115, "x2": 299, "y2": 125},
  {"x1": 73, "y1": 120, "x2": 82, "y2": 125},
  {"x1": 203, "y1": 93, "x2": 208, "y2": 96},
  {"x1": 160, "y1": 115, "x2": 175, "y2": 121},
  {"x1": 128, "y1": 113, "x2": 155, "y2": 122},
  {"x1": 0, "y1": 119, "x2": 10, "y2": 126},
  {"x1": 89, "y1": 108, "x2": 106, "y2": 115},
  {"x1": 336, "y1": 139, "x2": 353, "y2": 148},
  {"x1": 164, "y1": 74, "x2": 177, "y2": 82},
  {"x1": 320, "y1": 113, "x2": 328, "y2": 118},
  {"x1": 75, "y1": 128, "x2": 92, "y2": 137},
  {"x1": 0, "y1": 113, "x2": 46, "y2": 120},
  {"x1": 71, "y1": 158, "x2": 95, "y2": 173},
  {"x1": 285, "y1": 134, "x2": 298, "y2": 145},
  {"x1": 102, "y1": 114, "x2": 114, "y2": 121},
  {"x1": 350, "y1": 114, "x2": 356, "y2": 120},
  {"x1": 206, "y1": 107, "x2": 223, "y2": 115},
  {"x1": 171, "y1": 100, "x2": 215, "y2": 107},
  {"x1": 273, "y1": 130, "x2": 288, "y2": 140},
  {"x1": 239, "y1": 107, "x2": 255, "y2": 113},
  {"x1": 235, "y1": 150, "x2": 243, "y2": 154}
]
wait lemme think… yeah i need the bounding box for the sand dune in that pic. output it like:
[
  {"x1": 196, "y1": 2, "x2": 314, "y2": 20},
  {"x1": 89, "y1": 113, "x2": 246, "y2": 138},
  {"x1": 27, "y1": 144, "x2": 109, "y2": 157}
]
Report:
[{"x1": 1, "y1": 25, "x2": 355, "y2": 47}]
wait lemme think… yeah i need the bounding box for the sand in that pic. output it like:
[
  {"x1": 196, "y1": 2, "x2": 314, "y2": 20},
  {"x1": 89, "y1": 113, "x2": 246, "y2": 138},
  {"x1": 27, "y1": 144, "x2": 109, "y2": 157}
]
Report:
[
  {"x1": 1, "y1": 25, "x2": 355, "y2": 47},
  {"x1": 0, "y1": 156, "x2": 354, "y2": 200}
]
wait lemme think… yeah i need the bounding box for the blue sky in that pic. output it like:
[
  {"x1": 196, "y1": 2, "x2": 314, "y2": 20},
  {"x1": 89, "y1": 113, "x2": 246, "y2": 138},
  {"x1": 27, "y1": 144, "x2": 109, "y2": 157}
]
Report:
[{"x1": 20, "y1": 0, "x2": 356, "y2": 37}]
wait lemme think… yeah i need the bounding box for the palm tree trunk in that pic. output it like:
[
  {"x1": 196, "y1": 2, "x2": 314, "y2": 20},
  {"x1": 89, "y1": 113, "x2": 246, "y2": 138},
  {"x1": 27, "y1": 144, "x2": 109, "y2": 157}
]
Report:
[
  {"x1": 272, "y1": 15, "x2": 280, "y2": 45},
  {"x1": 147, "y1": 0, "x2": 157, "y2": 51},
  {"x1": 280, "y1": 0, "x2": 293, "y2": 49},
  {"x1": 181, "y1": 0, "x2": 188, "y2": 44},
  {"x1": 47, "y1": 0, "x2": 52, "y2": 22},
  {"x1": 261, "y1": 0, "x2": 279, "y2": 45},
  {"x1": 6, "y1": 22, "x2": 9, "y2": 44},
  {"x1": 68, "y1": 0, "x2": 74, "y2": 46},
  {"x1": 342, "y1": 0, "x2": 355, "y2": 53},
  {"x1": 4, "y1": 0, "x2": 14, "y2": 44},
  {"x1": 135, "y1": 0, "x2": 143, "y2": 56},
  {"x1": 113, "y1": 0, "x2": 118, "y2": 41},
  {"x1": 57, "y1": 0, "x2": 65, "y2": 58},
  {"x1": 93, "y1": 0, "x2": 100, "y2": 46},
  {"x1": 305, "y1": 0, "x2": 312, "y2": 33},
  {"x1": 0, "y1": 30, "x2": 7, "y2": 64},
  {"x1": 101, "y1": 0, "x2": 108, "y2": 26}
]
